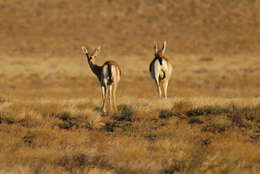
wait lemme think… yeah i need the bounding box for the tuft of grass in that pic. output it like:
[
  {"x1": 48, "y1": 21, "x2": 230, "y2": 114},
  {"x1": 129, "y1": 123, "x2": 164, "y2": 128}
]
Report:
[
  {"x1": 202, "y1": 116, "x2": 232, "y2": 133},
  {"x1": 186, "y1": 105, "x2": 229, "y2": 117},
  {"x1": 53, "y1": 112, "x2": 73, "y2": 121},
  {"x1": 101, "y1": 105, "x2": 138, "y2": 134},
  {"x1": 228, "y1": 105, "x2": 260, "y2": 128},
  {"x1": 0, "y1": 112, "x2": 15, "y2": 124},
  {"x1": 172, "y1": 101, "x2": 193, "y2": 113},
  {"x1": 112, "y1": 104, "x2": 135, "y2": 122},
  {"x1": 56, "y1": 153, "x2": 88, "y2": 172},
  {"x1": 188, "y1": 117, "x2": 204, "y2": 124},
  {"x1": 159, "y1": 109, "x2": 174, "y2": 119},
  {"x1": 103, "y1": 120, "x2": 135, "y2": 135},
  {"x1": 85, "y1": 113, "x2": 105, "y2": 130},
  {"x1": 159, "y1": 105, "x2": 229, "y2": 120},
  {"x1": 56, "y1": 153, "x2": 112, "y2": 173},
  {"x1": 23, "y1": 131, "x2": 36, "y2": 147},
  {"x1": 51, "y1": 112, "x2": 75, "y2": 130},
  {"x1": 160, "y1": 160, "x2": 186, "y2": 174}
]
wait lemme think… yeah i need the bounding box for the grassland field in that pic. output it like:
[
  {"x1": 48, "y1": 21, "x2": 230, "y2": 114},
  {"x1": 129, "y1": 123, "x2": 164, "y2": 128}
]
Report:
[
  {"x1": 0, "y1": 53, "x2": 259, "y2": 174},
  {"x1": 1, "y1": 0, "x2": 260, "y2": 174}
]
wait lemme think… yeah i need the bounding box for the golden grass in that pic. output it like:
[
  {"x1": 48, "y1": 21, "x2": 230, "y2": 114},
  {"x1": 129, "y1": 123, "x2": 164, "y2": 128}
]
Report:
[
  {"x1": 0, "y1": 100, "x2": 259, "y2": 173},
  {"x1": 1, "y1": 1, "x2": 260, "y2": 57},
  {"x1": 0, "y1": 54, "x2": 260, "y2": 173},
  {"x1": 1, "y1": 1, "x2": 260, "y2": 173}
]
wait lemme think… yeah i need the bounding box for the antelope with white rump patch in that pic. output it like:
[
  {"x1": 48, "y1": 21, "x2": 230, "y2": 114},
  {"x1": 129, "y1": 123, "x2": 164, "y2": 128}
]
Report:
[
  {"x1": 150, "y1": 41, "x2": 172, "y2": 99},
  {"x1": 81, "y1": 46, "x2": 121, "y2": 113}
]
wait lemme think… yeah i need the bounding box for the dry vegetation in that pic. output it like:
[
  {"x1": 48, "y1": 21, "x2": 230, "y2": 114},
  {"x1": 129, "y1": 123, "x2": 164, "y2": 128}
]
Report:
[
  {"x1": 1, "y1": 0, "x2": 260, "y2": 57},
  {"x1": 0, "y1": 54, "x2": 259, "y2": 174},
  {"x1": 0, "y1": 0, "x2": 260, "y2": 174}
]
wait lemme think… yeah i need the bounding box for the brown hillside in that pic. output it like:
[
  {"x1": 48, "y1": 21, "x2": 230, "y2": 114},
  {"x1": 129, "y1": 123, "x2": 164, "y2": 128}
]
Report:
[{"x1": 1, "y1": 0, "x2": 260, "y2": 57}]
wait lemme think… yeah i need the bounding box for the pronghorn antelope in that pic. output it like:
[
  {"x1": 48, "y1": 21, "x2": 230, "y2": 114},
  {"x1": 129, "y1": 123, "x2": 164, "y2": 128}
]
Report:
[
  {"x1": 81, "y1": 46, "x2": 121, "y2": 113},
  {"x1": 149, "y1": 41, "x2": 172, "y2": 99}
]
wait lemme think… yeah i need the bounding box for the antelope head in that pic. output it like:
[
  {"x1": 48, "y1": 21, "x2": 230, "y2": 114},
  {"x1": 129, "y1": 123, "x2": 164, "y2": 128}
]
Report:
[
  {"x1": 81, "y1": 46, "x2": 101, "y2": 64},
  {"x1": 154, "y1": 41, "x2": 166, "y2": 58}
]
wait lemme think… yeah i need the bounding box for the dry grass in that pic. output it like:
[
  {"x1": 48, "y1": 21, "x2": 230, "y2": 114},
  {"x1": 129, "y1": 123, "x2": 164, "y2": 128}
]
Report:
[
  {"x1": 1, "y1": 1, "x2": 260, "y2": 173},
  {"x1": 0, "y1": 53, "x2": 260, "y2": 173},
  {"x1": 1, "y1": 0, "x2": 260, "y2": 57},
  {"x1": 0, "y1": 97, "x2": 259, "y2": 174}
]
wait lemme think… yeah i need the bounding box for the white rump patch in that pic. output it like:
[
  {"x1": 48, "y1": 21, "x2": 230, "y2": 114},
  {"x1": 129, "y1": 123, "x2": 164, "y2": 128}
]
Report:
[
  {"x1": 103, "y1": 64, "x2": 109, "y2": 78},
  {"x1": 111, "y1": 65, "x2": 117, "y2": 81}
]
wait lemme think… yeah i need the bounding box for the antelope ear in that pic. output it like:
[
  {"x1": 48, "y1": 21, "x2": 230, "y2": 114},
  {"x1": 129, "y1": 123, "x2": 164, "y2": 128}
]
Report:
[
  {"x1": 96, "y1": 46, "x2": 101, "y2": 53},
  {"x1": 162, "y1": 41, "x2": 166, "y2": 55},
  {"x1": 81, "y1": 46, "x2": 88, "y2": 54},
  {"x1": 153, "y1": 41, "x2": 158, "y2": 53},
  {"x1": 93, "y1": 46, "x2": 101, "y2": 57}
]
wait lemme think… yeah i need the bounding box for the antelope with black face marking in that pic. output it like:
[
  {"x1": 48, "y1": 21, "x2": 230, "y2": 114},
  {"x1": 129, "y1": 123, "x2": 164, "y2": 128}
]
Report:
[
  {"x1": 81, "y1": 46, "x2": 121, "y2": 113},
  {"x1": 149, "y1": 41, "x2": 172, "y2": 98}
]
